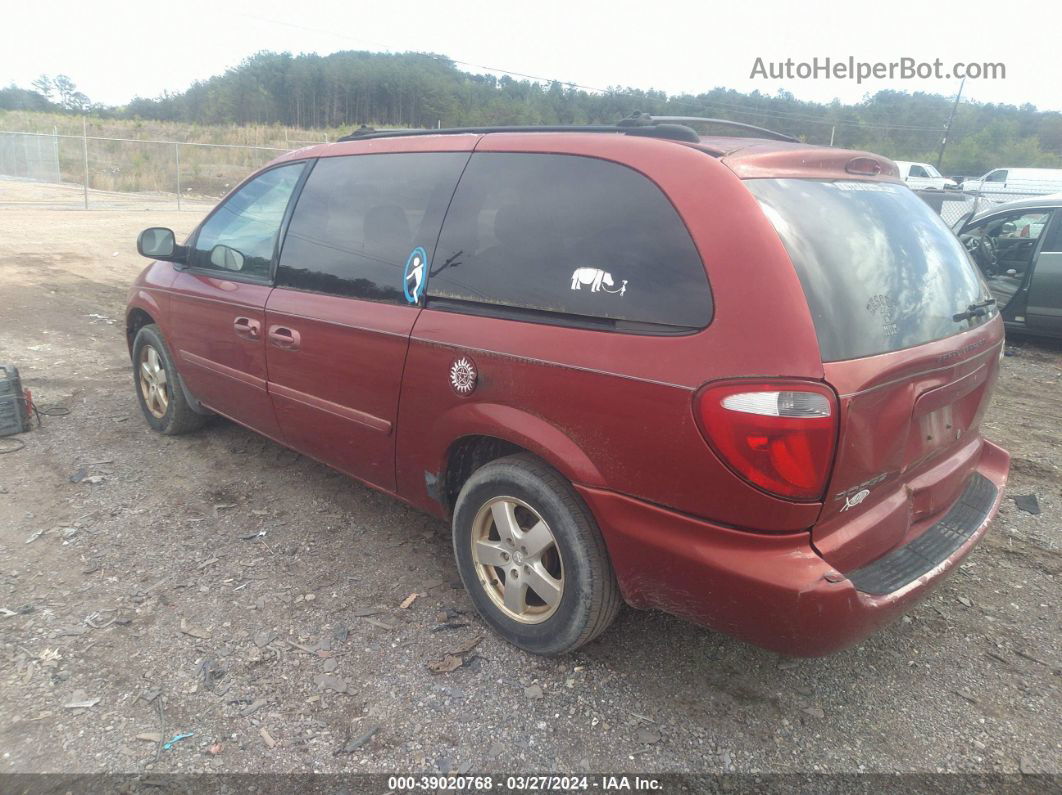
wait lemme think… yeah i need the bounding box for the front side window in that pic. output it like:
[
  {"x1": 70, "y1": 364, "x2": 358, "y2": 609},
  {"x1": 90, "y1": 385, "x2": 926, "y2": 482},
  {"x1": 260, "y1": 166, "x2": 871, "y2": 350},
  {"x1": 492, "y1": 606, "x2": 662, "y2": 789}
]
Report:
[
  {"x1": 909, "y1": 165, "x2": 929, "y2": 178},
  {"x1": 960, "y1": 210, "x2": 1052, "y2": 276},
  {"x1": 276, "y1": 152, "x2": 470, "y2": 302},
  {"x1": 985, "y1": 169, "x2": 1008, "y2": 183},
  {"x1": 426, "y1": 153, "x2": 711, "y2": 331},
  {"x1": 190, "y1": 162, "x2": 306, "y2": 279}
]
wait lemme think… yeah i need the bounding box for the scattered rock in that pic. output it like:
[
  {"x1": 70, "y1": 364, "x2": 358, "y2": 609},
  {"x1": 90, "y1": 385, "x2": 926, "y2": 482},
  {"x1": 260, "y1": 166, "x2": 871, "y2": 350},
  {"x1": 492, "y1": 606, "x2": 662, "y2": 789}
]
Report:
[
  {"x1": 524, "y1": 684, "x2": 544, "y2": 699},
  {"x1": 198, "y1": 659, "x2": 226, "y2": 691},
  {"x1": 335, "y1": 725, "x2": 380, "y2": 755},
  {"x1": 180, "y1": 618, "x2": 212, "y2": 639},
  {"x1": 1013, "y1": 494, "x2": 1041, "y2": 515},
  {"x1": 254, "y1": 630, "x2": 278, "y2": 648},
  {"x1": 802, "y1": 706, "x2": 825, "y2": 719},
  {"x1": 259, "y1": 727, "x2": 276, "y2": 748},
  {"x1": 322, "y1": 658, "x2": 338, "y2": 673},
  {"x1": 427, "y1": 654, "x2": 463, "y2": 674},
  {"x1": 25, "y1": 528, "x2": 47, "y2": 544},
  {"x1": 636, "y1": 728, "x2": 660, "y2": 745},
  {"x1": 135, "y1": 732, "x2": 162, "y2": 743},
  {"x1": 399, "y1": 592, "x2": 418, "y2": 609},
  {"x1": 240, "y1": 698, "x2": 267, "y2": 717},
  {"x1": 63, "y1": 691, "x2": 100, "y2": 709},
  {"x1": 314, "y1": 673, "x2": 348, "y2": 693},
  {"x1": 957, "y1": 596, "x2": 973, "y2": 608}
]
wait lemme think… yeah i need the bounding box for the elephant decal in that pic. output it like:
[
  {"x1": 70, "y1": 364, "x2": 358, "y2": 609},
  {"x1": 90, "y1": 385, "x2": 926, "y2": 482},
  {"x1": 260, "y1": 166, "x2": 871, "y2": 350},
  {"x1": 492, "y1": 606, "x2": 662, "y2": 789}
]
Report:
[{"x1": 570, "y1": 267, "x2": 628, "y2": 295}]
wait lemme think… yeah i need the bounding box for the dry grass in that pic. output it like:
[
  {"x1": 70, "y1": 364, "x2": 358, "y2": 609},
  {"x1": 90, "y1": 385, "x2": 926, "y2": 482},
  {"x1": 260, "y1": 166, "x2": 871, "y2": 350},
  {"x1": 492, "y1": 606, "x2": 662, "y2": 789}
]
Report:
[{"x1": 0, "y1": 111, "x2": 369, "y2": 198}]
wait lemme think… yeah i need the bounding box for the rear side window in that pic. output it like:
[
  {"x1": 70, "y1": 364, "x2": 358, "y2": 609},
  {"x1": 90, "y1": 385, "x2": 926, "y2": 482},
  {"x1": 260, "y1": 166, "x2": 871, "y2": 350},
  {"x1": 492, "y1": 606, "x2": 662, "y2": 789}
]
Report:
[
  {"x1": 427, "y1": 153, "x2": 710, "y2": 331},
  {"x1": 747, "y1": 179, "x2": 995, "y2": 361},
  {"x1": 277, "y1": 152, "x2": 470, "y2": 302}
]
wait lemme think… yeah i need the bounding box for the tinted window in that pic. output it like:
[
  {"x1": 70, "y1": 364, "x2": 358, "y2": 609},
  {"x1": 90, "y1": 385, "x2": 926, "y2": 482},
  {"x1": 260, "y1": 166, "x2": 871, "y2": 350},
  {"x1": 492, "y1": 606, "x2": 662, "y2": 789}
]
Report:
[
  {"x1": 277, "y1": 152, "x2": 470, "y2": 302},
  {"x1": 426, "y1": 153, "x2": 710, "y2": 330},
  {"x1": 909, "y1": 165, "x2": 928, "y2": 178},
  {"x1": 1040, "y1": 212, "x2": 1062, "y2": 252},
  {"x1": 191, "y1": 163, "x2": 305, "y2": 278},
  {"x1": 985, "y1": 170, "x2": 1008, "y2": 183},
  {"x1": 747, "y1": 179, "x2": 995, "y2": 361}
]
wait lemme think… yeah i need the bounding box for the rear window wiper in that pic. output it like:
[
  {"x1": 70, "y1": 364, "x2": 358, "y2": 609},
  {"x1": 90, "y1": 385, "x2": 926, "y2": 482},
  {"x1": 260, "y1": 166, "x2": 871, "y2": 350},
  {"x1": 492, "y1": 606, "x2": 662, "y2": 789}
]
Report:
[{"x1": 952, "y1": 298, "x2": 996, "y2": 322}]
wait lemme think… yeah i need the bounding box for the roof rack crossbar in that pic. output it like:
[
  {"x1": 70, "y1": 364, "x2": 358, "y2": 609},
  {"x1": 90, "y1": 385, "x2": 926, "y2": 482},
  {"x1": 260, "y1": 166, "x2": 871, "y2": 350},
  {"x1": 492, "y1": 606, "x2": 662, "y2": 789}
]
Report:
[{"x1": 637, "y1": 115, "x2": 798, "y2": 143}]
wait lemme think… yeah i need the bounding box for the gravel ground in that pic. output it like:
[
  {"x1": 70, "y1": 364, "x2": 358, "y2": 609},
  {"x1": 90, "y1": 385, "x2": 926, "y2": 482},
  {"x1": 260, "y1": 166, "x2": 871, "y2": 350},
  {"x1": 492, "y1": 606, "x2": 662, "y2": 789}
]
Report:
[{"x1": 0, "y1": 201, "x2": 1060, "y2": 777}]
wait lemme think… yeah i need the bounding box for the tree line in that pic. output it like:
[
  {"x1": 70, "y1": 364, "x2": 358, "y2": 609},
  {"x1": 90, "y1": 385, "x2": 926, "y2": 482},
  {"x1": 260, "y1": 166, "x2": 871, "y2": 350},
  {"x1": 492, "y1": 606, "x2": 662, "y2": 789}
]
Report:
[{"x1": 3, "y1": 50, "x2": 1060, "y2": 176}]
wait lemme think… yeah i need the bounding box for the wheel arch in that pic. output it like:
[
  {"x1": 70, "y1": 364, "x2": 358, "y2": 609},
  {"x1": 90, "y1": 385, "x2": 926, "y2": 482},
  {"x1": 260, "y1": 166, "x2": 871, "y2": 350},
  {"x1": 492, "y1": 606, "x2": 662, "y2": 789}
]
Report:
[
  {"x1": 429, "y1": 403, "x2": 607, "y2": 515},
  {"x1": 126, "y1": 291, "x2": 163, "y2": 355}
]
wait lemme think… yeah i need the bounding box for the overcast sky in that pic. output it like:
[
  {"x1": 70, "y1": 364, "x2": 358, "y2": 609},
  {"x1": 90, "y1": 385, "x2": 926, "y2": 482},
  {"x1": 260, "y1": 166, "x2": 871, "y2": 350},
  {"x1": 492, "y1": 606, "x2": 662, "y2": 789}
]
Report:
[{"x1": 3, "y1": 0, "x2": 1060, "y2": 112}]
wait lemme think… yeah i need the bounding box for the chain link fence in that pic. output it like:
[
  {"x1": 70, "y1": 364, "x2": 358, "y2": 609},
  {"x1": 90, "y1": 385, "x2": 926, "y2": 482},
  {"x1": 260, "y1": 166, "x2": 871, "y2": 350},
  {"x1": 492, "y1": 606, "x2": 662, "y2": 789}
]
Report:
[
  {"x1": 0, "y1": 130, "x2": 300, "y2": 210},
  {"x1": 916, "y1": 188, "x2": 1050, "y2": 229},
  {"x1": 2, "y1": 128, "x2": 1056, "y2": 225}
]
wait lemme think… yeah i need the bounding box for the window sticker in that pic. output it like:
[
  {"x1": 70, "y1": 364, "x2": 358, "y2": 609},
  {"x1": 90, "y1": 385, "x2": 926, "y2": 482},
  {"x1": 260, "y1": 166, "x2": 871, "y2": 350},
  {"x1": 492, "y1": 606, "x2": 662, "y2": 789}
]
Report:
[
  {"x1": 403, "y1": 247, "x2": 428, "y2": 304},
  {"x1": 569, "y1": 267, "x2": 627, "y2": 295},
  {"x1": 833, "y1": 182, "x2": 898, "y2": 193}
]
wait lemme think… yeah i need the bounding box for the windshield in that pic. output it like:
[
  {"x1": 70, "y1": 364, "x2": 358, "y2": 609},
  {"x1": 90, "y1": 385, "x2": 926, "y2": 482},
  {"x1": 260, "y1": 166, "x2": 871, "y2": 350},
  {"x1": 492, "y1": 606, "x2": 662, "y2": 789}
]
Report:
[
  {"x1": 924, "y1": 164, "x2": 942, "y2": 178},
  {"x1": 747, "y1": 179, "x2": 995, "y2": 361}
]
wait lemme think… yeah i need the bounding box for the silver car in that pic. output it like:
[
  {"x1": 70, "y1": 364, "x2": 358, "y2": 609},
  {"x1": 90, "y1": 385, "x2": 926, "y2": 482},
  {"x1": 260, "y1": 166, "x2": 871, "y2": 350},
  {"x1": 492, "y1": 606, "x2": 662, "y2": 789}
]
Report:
[{"x1": 955, "y1": 193, "x2": 1062, "y2": 339}]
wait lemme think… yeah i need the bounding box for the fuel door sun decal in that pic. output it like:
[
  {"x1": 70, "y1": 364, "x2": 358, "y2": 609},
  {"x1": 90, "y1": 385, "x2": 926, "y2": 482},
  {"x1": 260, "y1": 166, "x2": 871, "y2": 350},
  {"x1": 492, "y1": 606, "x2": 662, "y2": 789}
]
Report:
[{"x1": 449, "y1": 356, "x2": 478, "y2": 396}]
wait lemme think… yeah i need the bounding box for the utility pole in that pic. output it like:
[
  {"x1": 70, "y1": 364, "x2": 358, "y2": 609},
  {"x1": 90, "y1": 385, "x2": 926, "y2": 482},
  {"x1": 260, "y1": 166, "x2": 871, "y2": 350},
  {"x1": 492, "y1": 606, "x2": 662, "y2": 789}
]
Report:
[
  {"x1": 81, "y1": 116, "x2": 89, "y2": 209},
  {"x1": 936, "y1": 77, "x2": 965, "y2": 171}
]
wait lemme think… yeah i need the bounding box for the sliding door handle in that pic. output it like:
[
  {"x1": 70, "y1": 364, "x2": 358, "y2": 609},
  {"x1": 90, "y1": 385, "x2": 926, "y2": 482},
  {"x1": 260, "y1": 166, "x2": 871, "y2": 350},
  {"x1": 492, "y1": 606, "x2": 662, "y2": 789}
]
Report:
[{"x1": 268, "y1": 325, "x2": 301, "y2": 351}]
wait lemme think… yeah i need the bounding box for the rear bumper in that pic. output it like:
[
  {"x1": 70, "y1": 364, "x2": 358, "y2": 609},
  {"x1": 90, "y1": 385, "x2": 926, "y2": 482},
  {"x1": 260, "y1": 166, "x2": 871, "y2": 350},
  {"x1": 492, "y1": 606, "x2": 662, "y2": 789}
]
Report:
[{"x1": 576, "y1": 440, "x2": 1009, "y2": 656}]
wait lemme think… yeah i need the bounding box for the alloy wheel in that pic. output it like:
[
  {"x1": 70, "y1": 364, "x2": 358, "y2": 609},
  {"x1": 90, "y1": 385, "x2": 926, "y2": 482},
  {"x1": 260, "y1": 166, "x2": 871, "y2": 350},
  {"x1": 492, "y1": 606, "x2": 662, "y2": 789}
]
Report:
[
  {"x1": 470, "y1": 496, "x2": 564, "y2": 623},
  {"x1": 138, "y1": 344, "x2": 169, "y2": 419}
]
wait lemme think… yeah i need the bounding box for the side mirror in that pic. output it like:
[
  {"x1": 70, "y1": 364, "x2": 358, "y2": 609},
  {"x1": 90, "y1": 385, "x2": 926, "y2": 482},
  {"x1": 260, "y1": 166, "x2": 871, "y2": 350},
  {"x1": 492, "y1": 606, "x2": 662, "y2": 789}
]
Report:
[
  {"x1": 137, "y1": 227, "x2": 182, "y2": 261},
  {"x1": 136, "y1": 226, "x2": 176, "y2": 257},
  {"x1": 210, "y1": 244, "x2": 245, "y2": 272},
  {"x1": 1000, "y1": 222, "x2": 1016, "y2": 236}
]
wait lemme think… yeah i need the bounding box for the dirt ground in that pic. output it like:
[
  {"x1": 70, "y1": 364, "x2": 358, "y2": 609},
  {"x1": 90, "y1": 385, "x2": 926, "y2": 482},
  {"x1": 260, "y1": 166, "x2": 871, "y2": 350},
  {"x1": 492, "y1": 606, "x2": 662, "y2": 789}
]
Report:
[{"x1": 1, "y1": 196, "x2": 1060, "y2": 778}]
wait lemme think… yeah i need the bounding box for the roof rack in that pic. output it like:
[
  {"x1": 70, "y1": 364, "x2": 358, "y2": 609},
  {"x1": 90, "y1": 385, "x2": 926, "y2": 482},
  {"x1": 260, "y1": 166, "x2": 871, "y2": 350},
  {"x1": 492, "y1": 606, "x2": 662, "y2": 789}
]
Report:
[
  {"x1": 621, "y1": 113, "x2": 798, "y2": 143},
  {"x1": 336, "y1": 112, "x2": 797, "y2": 144}
]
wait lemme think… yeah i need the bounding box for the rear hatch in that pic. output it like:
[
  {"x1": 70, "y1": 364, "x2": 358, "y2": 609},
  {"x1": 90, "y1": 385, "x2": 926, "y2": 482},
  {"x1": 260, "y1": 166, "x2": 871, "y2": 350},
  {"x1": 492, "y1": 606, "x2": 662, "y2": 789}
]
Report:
[{"x1": 746, "y1": 178, "x2": 1004, "y2": 571}]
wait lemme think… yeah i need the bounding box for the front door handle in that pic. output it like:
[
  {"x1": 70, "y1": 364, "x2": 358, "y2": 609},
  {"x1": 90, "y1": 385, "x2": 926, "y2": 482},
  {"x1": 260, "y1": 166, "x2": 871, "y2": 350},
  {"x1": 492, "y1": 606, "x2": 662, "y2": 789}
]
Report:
[
  {"x1": 268, "y1": 324, "x2": 301, "y2": 351},
  {"x1": 233, "y1": 316, "x2": 260, "y2": 340}
]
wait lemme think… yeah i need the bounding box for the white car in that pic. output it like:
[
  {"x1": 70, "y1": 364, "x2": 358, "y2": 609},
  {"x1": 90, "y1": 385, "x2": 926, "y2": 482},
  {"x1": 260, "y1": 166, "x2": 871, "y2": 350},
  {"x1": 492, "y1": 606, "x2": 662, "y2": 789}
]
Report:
[
  {"x1": 894, "y1": 161, "x2": 958, "y2": 191},
  {"x1": 962, "y1": 167, "x2": 1062, "y2": 196}
]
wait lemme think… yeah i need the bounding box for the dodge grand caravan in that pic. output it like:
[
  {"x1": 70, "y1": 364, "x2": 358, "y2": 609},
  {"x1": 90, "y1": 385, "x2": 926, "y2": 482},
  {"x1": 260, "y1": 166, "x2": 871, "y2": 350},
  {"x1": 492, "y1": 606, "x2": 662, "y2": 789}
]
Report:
[{"x1": 127, "y1": 115, "x2": 1010, "y2": 656}]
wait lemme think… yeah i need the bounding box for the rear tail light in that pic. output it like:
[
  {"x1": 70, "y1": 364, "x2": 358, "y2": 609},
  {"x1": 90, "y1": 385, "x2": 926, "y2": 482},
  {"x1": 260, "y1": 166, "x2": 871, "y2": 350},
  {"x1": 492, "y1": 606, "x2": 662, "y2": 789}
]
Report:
[{"x1": 695, "y1": 380, "x2": 839, "y2": 501}]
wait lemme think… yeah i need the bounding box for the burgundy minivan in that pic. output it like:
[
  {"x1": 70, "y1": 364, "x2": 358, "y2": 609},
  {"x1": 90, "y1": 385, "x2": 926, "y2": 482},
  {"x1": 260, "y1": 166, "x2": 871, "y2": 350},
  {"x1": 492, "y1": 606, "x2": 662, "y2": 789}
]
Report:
[{"x1": 127, "y1": 116, "x2": 1009, "y2": 656}]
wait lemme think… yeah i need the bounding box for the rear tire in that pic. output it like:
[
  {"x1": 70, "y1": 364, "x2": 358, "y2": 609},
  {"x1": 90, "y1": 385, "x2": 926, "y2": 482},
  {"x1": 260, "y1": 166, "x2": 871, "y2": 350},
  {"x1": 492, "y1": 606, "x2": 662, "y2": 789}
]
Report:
[
  {"x1": 452, "y1": 454, "x2": 621, "y2": 655},
  {"x1": 132, "y1": 324, "x2": 206, "y2": 435}
]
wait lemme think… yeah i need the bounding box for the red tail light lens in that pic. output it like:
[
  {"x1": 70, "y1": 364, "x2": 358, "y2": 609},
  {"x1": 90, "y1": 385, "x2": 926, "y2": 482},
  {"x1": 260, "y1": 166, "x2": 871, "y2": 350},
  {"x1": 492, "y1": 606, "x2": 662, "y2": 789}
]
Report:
[{"x1": 695, "y1": 380, "x2": 839, "y2": 501}]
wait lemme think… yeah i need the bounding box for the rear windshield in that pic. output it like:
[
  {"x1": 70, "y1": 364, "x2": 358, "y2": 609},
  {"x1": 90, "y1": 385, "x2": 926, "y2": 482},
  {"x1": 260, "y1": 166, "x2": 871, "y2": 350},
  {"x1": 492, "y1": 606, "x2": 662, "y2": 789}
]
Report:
[{"x1": 746, "y1": 179, "x2": 995, "y2": 361}]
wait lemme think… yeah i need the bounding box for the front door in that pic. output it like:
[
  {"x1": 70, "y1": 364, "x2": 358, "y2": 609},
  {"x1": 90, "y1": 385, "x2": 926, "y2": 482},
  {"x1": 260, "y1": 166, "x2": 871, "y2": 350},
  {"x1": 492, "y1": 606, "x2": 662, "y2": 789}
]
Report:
[
  {"x1": 1028, "y1": 211, "x2": 1062, "y2": 334},
  {"x1": 264, "y1": 148, "x2": 471, "y2": 491},
  {"x1": 167, "y1": 161, "x2": 307, "y2": 439}
]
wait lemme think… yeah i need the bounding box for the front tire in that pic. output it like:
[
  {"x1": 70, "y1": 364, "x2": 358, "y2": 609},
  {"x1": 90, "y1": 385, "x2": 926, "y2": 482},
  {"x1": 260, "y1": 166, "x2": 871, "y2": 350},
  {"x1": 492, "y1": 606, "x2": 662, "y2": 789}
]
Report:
[
  {"x1": 452, "y1": 454, "x2": 621, "y2": 655},
  {"x1": 132, "y1": 324, "x2": 206, "y2": 435}
]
